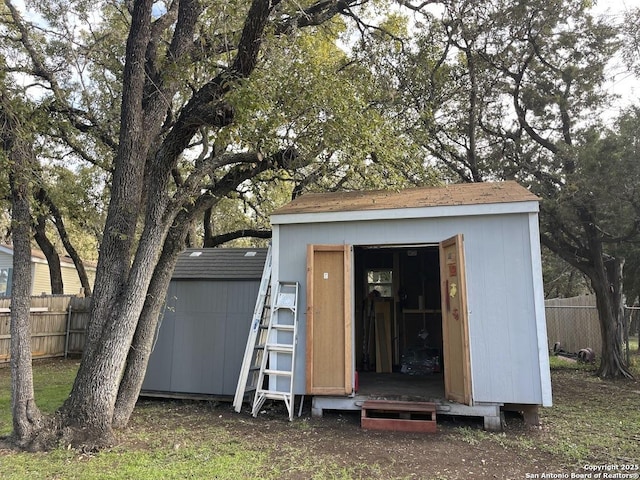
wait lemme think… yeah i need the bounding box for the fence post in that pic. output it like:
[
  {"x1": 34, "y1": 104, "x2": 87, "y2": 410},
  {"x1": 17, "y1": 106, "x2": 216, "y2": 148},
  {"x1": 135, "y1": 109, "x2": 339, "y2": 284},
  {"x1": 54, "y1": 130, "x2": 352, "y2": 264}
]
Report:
[{"x1": 65, "y1": 304, "x2": 72, "y2": 359}]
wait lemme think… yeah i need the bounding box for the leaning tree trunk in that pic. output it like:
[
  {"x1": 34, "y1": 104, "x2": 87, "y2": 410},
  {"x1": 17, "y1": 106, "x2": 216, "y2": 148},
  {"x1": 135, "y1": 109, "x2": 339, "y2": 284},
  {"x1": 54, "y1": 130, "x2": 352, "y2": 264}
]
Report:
[
  {"x1": 56, "y1": 0, "x2": 162, "y2": 448},
  {"x1": 79, "y1": 0, "x2": 158, "y2": 373},
  {"x1": 109, "y1": 0, "x2": 291, "y2": 428},
  {"x1": 2, "y1": 94, "x2": 43, "y2": 448},
  {"x1": 59, "y1": 188, "x2": 172, "y2": 447},
  {"x1": 112, "y1": 157, "x2": 283, "y2": 427},
  {"x1": 62, "y1": 0, "x2": 214, "y2": 445},
  {"x1": 61, "y1": 0, "x2": 316, "y2": 447},
  {"x1": 112, "y1": 218, "x2": 192, "y2": 428}
]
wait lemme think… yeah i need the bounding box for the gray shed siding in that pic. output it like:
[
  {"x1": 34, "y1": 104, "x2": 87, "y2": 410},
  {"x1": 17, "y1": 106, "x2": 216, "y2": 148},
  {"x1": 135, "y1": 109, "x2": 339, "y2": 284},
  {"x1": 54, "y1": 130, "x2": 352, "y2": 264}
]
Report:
[
  {"x1": 142, "y1": 278, "x2": 259, "y2": 396},
  {"x1": 273, "y1": 212, "x2": 547, "y2": 406}
]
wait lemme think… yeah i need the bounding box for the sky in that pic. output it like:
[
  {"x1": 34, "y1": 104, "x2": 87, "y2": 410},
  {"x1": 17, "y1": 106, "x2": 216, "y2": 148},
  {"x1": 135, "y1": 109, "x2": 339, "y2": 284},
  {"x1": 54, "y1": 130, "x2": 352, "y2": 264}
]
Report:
[
  {"x1": 592, "y1": 0, "x2": 640, "y2": 114},
  {"x1": 8, "y1": 0, "x2": 640, "y2": 115}
]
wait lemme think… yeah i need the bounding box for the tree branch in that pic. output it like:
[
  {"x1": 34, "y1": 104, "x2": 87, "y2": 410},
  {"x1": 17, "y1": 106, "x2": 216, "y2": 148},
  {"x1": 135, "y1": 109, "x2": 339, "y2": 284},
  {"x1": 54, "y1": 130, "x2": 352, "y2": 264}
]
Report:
[
  {"x1": 4, "y1": 0, "x2": 119, "y2": 154},
  {"x1": 205, "y1": 229, "x2": 272, "y2": 247}
]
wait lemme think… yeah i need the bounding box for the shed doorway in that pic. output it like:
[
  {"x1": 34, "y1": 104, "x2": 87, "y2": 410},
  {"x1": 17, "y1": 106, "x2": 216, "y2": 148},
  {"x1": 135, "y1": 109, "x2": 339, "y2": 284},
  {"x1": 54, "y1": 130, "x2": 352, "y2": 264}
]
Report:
[{"x1": 353, "y1": 241, "x2": 470, "y2": 404}]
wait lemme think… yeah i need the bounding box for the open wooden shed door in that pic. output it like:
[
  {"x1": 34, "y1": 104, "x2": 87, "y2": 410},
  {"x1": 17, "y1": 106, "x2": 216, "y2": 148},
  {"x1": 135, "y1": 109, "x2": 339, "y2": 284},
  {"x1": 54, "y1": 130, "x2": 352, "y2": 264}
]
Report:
[
  {"x1": 440, "y1": 234, "x2": 472, "y2": 405},
  {"x1": 306, "y1": 244, "x2": 353, "y2": 395}
]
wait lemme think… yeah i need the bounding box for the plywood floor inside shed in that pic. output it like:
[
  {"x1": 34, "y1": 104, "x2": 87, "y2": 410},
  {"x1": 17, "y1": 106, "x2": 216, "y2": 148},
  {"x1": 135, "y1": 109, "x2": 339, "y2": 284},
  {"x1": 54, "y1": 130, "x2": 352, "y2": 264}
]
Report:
[{"x1": 357, "y1": 372, "x2": 445, "y2": 401}]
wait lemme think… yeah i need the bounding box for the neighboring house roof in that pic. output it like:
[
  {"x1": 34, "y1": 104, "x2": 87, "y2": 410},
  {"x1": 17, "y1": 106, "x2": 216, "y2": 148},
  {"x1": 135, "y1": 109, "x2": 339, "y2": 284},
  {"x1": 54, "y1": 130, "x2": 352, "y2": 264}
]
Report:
[
  {"x1": 172, "y1": 248, "x2": 268, "y2": 280},
  {"x1": 272, "y1": 181, "x2": 539, "y2": 216},
  {"x1": 0, "y1": 245, "x2": 97, "y2": 270}
]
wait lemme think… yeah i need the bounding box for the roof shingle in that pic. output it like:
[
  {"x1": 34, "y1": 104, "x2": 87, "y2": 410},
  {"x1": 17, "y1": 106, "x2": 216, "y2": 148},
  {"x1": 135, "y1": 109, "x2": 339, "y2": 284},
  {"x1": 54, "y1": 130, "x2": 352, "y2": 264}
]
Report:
[
  {"x1": 272, "y1": 181, "x2": 538, "y2": 216},
  {"x1": 172, "y1": 248, "x2": 268, "y2": 280}
]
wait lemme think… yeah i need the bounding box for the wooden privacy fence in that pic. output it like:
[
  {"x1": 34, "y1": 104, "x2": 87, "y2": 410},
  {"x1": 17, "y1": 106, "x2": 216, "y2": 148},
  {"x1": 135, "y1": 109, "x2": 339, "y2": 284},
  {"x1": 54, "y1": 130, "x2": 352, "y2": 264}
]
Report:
[
  {"x1": 545, "y1": 294, "x2": 601, "y2": 355},
  {"x1": 0, "y1": 295, "x2": 91, "y2": 363}
]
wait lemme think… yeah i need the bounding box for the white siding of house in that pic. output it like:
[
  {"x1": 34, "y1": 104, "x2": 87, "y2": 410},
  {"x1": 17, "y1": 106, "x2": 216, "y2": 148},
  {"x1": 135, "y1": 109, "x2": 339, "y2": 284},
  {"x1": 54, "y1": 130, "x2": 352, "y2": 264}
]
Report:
[
  {"x1": 0, "y1": 251, "x2": 13, "y2": 296},
  {"x1": 32, "y1": 262, "x2": 52, "y2": 295},
  {"x1": 0, "y1": 248, "x2": 95, "y2": 296},
  {"x1": 0, "y1": 251, "x2": 12, "y2": 270},
  {"x1": 31, "y1": 260, "x2": 93, "y2": 296}
]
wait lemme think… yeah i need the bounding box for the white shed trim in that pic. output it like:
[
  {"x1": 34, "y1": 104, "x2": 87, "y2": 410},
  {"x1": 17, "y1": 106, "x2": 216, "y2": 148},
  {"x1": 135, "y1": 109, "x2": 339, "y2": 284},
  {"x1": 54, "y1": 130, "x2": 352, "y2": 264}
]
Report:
[
  {"x1": 529, "y1": 212, "x2": 552, "y2": 406},
  {"x1": 272, "y1": 200, "x2": 540, "y2": 225}
]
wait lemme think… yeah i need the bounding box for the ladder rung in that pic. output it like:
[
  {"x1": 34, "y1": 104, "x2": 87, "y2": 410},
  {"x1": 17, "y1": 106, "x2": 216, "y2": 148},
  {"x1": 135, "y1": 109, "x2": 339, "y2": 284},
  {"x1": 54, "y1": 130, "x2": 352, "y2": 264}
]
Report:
[
  {"x1": 264, "y1": 369, "x2": 292, "y2": 377},
  {"x1": 257, "y1": 390, "x2": 293, "y2": 399},
  {"x1": 266, "y1": 344, "x2": 293, "y2": 353},
  {"x1": 272, "y1": 324, "x2": 294, "y2": 331},
  {"x1": 273, "y1": 306, "x2": 296, "y2": 312}
]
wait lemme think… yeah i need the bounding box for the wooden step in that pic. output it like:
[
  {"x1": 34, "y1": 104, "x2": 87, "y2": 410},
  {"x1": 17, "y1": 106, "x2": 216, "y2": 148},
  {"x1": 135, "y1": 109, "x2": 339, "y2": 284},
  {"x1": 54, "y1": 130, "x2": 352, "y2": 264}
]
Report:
[{"x1": 361, "y1": 400, "x2": 437, "y2": 433}]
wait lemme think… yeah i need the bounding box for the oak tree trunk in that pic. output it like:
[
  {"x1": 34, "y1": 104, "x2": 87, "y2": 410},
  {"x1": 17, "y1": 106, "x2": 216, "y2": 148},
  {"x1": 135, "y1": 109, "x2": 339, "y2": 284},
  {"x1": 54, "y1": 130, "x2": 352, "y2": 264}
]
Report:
[
  {"x1": 60, "y1": 203, "x2": 171, "y2": 447},
  {"x1": 591, "y1": 256, "x2": 632, "y2": 378},
  {"x1": 57, "y1": 0, "x2": 158, "y2": 447},
  {"x1": 2, "y1": 94, "x2": 44, "y2": 448},
  {"x1": 9, "y1": 192, "x2": 43, "y2": 448},
  {"x1": 543, "y1": 203, "x2": 634, "y2": 379},
  {"x1": 83, "y1": 0, "x2": 278, "y2": 438}
]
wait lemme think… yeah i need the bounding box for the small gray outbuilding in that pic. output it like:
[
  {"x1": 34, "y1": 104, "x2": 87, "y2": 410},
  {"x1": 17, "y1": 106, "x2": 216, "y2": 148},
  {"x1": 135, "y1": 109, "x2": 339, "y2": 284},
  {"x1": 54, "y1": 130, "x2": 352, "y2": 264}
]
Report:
[
  {"x1": 142, "y1": 248, "x2": 268, "y2": 398},
  {"x1": 267, "y1": 181, "x2": 552, "y2": 427}
]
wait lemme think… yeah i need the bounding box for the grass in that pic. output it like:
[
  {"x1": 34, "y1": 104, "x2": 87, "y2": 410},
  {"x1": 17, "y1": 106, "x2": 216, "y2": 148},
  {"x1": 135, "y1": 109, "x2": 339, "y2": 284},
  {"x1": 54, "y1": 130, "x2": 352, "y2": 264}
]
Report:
[
  {"x1": 0, "y1": 360, "x2": 78, "y2": 436},
  {"x1": 0, "y1": 442, "x2": 269, "y2": 479},
  {"x1": 537, "y1": 351, "x2": 640, "y2": 465},
  {"x1": 442, "y1": 349, "x2": 640, "y2": 471},
  {"x1": 0, "y1": 360, "x2": 372, "y2": 479},
  {"x1": 1, "y1": 356, "x2": 639, "y2": 479}
]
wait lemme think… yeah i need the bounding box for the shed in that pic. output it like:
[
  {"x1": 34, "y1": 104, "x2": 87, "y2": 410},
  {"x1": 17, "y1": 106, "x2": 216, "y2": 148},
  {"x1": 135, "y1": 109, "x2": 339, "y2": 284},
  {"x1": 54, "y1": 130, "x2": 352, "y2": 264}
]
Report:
[
  {"x1": 267, "y1": 181, "x2": 552, "y2": 428},
  {"x1": 142, "y1": 247, "x2": 268, "y2": 398}
]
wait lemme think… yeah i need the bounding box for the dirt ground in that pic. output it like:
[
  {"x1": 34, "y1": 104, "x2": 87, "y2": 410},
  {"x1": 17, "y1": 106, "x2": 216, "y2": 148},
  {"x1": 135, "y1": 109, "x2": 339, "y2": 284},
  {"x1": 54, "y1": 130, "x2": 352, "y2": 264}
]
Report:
[
  {"x1": 213, "y1": 405, "x2": 561, "y2": 480},
  {"x1": 129, "y1": 385, "x2": 577, "y2": 480},
  {"x1": 133, "y1": 360, "x2": 639, "y2": 480}
]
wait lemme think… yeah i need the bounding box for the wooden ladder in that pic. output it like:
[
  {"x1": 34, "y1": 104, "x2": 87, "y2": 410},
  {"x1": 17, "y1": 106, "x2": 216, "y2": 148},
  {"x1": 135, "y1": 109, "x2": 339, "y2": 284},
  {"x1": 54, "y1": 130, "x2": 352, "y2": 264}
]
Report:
[
  {"x1": 233, "y1": 244, "x2": 273, "y2": 413},
  {"x1": 251, "y1": 281, "x2": 299, "y2": 421}
]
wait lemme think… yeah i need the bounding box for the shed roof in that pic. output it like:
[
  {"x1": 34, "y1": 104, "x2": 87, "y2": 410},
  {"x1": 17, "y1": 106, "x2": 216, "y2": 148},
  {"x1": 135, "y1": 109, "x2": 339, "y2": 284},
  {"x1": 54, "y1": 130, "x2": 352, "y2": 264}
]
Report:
[
  {"x1": 172, "y1": 248, "x2": 268, "y2": 280},
  {"x1": 272, "y1": 181, "x2": 538, "y2": 216}
]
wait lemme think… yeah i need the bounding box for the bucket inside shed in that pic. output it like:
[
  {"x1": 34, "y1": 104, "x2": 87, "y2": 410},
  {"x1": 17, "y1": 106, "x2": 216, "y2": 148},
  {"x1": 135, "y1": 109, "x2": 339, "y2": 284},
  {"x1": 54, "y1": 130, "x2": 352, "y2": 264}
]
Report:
[{"x1": 354, "y1": 245, "x2": 445, "y2": 399}]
